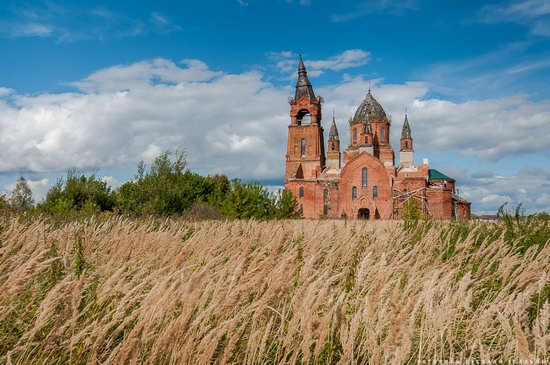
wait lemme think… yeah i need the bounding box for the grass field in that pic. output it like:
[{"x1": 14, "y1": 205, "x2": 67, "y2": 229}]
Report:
[{"x1": 0, "y1": 217, "x2": 549, "y2": 364}]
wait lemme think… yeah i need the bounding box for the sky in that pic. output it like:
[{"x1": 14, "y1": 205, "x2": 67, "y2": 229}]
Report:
[{"x1": 0, "y1": 0, "x2": 549, "y2": 214}]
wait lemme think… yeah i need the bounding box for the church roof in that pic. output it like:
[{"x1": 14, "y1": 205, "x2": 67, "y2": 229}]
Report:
[
  {"x1": 295, "y1": 55, "x2": 316, "y2": 100},
  {"x1": 401, "y1": 114, "x2": 412, "y2": 139},
  {"x1": 428, "y1": 169, "x2": 455, "y2": 181},
  {"x1": 328, "y1": 115, "x2": 339, "y2": 140},
  {"x1": 353, "y1": 89, "x2": 388, "y2": 123}
]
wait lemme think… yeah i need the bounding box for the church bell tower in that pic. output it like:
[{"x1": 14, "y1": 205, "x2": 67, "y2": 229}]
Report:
[{"x1": 285, "y1": 55, "x2": 325, "y2": 180}]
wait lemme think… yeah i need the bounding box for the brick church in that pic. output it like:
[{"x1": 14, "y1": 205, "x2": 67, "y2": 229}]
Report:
[{"x1": 284, "y1": 56, "x2": 471, "y2": 220}]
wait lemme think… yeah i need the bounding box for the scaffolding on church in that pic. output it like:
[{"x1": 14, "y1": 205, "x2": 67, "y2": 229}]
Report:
[{"x1": 391, "y1": 186, "x2": 432, "y2": 219}]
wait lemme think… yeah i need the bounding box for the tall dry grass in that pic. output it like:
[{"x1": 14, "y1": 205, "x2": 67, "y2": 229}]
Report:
[{"x1": 0, "y1": 217, "x2": 549, "y2": 364}]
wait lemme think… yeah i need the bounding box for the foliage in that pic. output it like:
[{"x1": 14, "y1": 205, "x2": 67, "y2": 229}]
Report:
[
  {"x1": 496, "y1": 202, "x2": 550, "y2": 254},
  {"x1": 273, "y1": 189, "x2": 301, "y2": 219},
  {"x1": 218, "y1": 180, "x2": 273, "y2": 219},
  {"x1": 402, "y1": 198, "x2": 422, "y2": 221},
  {"x1": 9, "y1": 177, "x2": 34, "y2": 212},
  {"x1": 38, "y1": 169, "x2": 114, "y2": 216},
  {"x1": 31, "y1": 149, "x2": 299, "y2": 220},
  {"x1": 110, "y1": 149, "x2": 301, "y2": 219}
]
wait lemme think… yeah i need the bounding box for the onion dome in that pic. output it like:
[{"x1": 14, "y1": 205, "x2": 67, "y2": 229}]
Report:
[
  {"x1": 329, "y1": 114, "x2": 339, "y2": 141},
  {"x1": 295, "y1": 55, "x2": 316, "y2": 100},
  {"x1": 353, "y1": 89, "x2": 388, "y2": 123},
  {"x1": 401, "y1": 114, "x2": 412, "y2": 139}
]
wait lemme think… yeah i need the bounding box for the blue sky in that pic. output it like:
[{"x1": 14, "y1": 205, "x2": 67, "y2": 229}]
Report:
[{"x1": 0, "y1": 0, "x2": 549, "y2": 214}]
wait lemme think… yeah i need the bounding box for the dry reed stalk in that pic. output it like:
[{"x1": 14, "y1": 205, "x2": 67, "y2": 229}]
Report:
[{"x1": 0, "y1": 218, "x2": 548, "y2": 364}]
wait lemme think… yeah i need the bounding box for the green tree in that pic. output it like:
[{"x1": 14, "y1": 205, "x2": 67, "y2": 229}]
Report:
[
  {"x1": 38, "y1": 169, "x2": 114, "y2": 215},
  {"x1": 9, "y1": 177, "x2": 34, "y2": 212},
  {"x1": 272, "y1": 189, "x2": 301, "y2": 219},
  {"x1": 115, "y1": 149, "x2": 226, "y2": 216},
  {"x1": 220, "y1": 180, "x2": 273, "y2": 219},
  {"x1": 402, "y1": 198, "x2": 422, "y2": 221}
]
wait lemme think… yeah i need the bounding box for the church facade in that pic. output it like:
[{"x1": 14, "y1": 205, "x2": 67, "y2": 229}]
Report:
[{"x1": 284, "y1": 56, "x2": 471, "y2": 220}]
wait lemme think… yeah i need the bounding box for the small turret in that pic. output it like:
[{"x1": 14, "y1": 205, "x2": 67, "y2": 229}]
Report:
[
  {"x1": 400, "y1": 113, "x2": 414, "y2": 167},
  {"x1": 329, "y1": 114, "x2": 339, "y2": 141},
  {"x1": 326, "y1": 113, "x2": 341, "y2": 170}
]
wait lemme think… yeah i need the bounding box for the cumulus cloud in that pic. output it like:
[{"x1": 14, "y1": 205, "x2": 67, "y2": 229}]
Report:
[
  {"x1": 0, "y1": 57, "x2": 549, "y2": 212},
  {"x1": 0, "y1": 58, "x2": 288, "y2": 179}
]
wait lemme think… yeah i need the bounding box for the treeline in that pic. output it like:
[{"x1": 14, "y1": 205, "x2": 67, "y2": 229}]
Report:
[{"x1": 0, "y1": 150, "x2": 300, "y2": 219}]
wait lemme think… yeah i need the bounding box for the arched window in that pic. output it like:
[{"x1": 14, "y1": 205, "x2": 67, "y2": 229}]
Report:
[
  {"x1": 380, "y1": 127, "x2": 385, "y2": 142},
  {"x1": 300, "y1": 139, "x2": 306, "y2": 157},
  {"x1": 353, "y1": 128, "x2": 357, "y2": 144},
  {"x1": 352, "y1": 186, "x2": 357, "y2": 199},
  {"x1": 373, "y1": 185, "x2": 378, "y2": 198},
  {"x1": 323, "y1": 188, "x2": 329, "y2": 199},
  {"x1": 362, "y1": 167, "x2": 368, "y2": 187},
  {"x1": 299, "y1": 186, "x2": 304, "y2": 198},
  {"x1": 404, "y1": 141, "x2": 408, "y2": 149},
  {"x1": 297, "y1": 110, "x2": 311, "y2": 125}
]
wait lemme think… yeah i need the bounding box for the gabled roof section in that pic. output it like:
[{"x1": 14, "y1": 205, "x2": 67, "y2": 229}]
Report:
[
  {"x1": 428, "y1": 169, "x2": 454, "y2": 181},
  {"x1": 295, "y1": 55, "x2": 316, "y2": 100}
]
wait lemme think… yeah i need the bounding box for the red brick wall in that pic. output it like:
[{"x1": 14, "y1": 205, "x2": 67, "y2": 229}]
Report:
[
  {"x1": 426, "y1": 188, "x2": 453, "y2": 219},
  {"x1": 457, "y1": 201, "x2": 471, "y2": 220},
  {"x1": 285, "y1": 180, "x2": 340, "y2": 219},
  {"x1": 338, "y1": 152, "x2": 393, "y2": 219}
]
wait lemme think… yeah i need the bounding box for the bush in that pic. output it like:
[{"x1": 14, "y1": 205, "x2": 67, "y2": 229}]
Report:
[
  {"x1": 219, "y1": 180, "x2": 273, "y2": 219},
  {"x1": 115, "y1": 150, "x2": 227, "y2": 216},
  {"x1": 38, "y1": 169, "x2": 114, "y2": 215},
  {"x1": 35, "y1": 149, "x2": 301, "y2": 220}
]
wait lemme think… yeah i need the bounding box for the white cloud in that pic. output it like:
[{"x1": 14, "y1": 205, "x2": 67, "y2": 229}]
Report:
[
  {"x1": 0, "y1": 87, "x2": 15, "y2": 97},
  {"x1": 477, "y1": 0, "x2": 550, "y2": 37},
  {"x1": 0, "y1": 22, "x2": 53, "y2": 37},
  {"x1": 0, "y1": 58, "x2": 288, "y2": 180},
  {"x1": 101, "y1": 176, "x2": 121, "y2": 189},
  {"x1": 71, "y1": 58, "x2": 221, "y2": 93},
  {"x1": 0, "y1": 2, "x2": 181, "y2": 42}
]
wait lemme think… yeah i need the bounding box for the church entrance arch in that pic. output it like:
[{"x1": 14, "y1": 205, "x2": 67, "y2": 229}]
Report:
[{"x1": 358, "y1": 208, "x2": 370, "y2": 220}]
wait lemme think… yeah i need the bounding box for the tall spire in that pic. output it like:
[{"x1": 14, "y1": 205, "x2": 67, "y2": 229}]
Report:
[
  {"x1": 329, "y1": 112, "x2": 339, "y2": 141},
  {"x1": 401, "y1": 113, "x2": 412, "y2": 139},
  {"x1": 295, "y1": 54, "x2": 316, "y2": 100}
]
